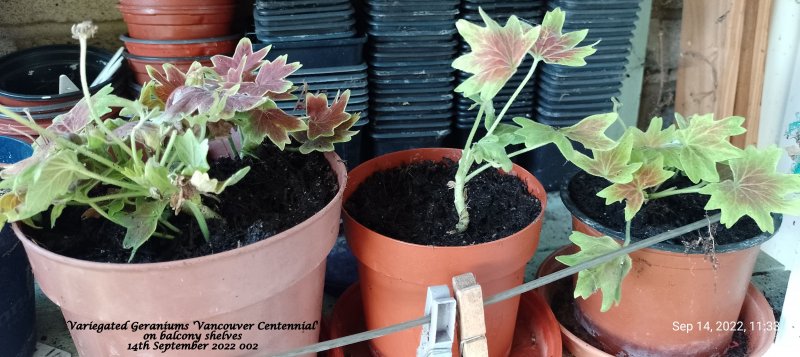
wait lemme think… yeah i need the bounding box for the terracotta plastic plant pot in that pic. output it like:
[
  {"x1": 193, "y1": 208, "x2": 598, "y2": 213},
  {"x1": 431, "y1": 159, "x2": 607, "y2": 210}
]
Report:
[
  {"x1": 0, "y1": 137, "x2": 35, "y2": 357},
  {"x1": 328, "y1": 282, "x2": 562, "y2": 357},
  {"x1": 537, "y1": 246, "x2": 778, "y2": 357},
  {"x1": 0, "y1": 110, "x2": 59, "y2": 143},
  {"x1": 120, "y1": 34, "x2": 240, "y2": 58},
  {"x1": 120, "y1": 0, "x2": 236, "y2": 5},
  {"x1": 560, "y1": 186, "x2": 778, "y2": 357},
  {"x1": 14, "y1": 152, "x2": 346, "y2": 356},
  {"x1": 343, "y1": 148, "x2": 547, "y2": 357},
  {"x1": 118, "y1": 4, "x2": 238, "y2": 40},
  {"x1": 125, "y1": 53, "x2": 212, "y2": 85}
]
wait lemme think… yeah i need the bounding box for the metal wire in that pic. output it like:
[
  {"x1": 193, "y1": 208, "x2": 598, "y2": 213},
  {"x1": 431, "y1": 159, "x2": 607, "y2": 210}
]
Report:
[{"x1": 270, "y1": 214, "x2": 722, "y2": 356}]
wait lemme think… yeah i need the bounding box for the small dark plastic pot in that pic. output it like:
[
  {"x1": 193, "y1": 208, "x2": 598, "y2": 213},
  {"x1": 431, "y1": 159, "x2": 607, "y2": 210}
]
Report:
[
  {"x1": 125, "y1": 53, "x2": 212, "y2": 85},
  {"x1": 536, "y1": 100, "x2": 616, "y2": 113},
  {"x1": 324, "y1": 233, "x2": 359, "y2": 297},
  {"x1": 369, "y1": 68, "x2": 454, "y2": 79},
  {"x1": 0, "y1": 45, "x2": 120, "y2": 106},
  {"x1": 552, "y1": 0, "x2": 642, "y2": 10},
  {"x1": 289, "y1": 71, "x2": 367, "y2": 84},
  {"x1": 333, "y1": 119, "x2": 368, "y2": 169},
  {"x1": 0, "y1": 136, "x2": 35, "y2": 357},
  {"x1": 276, "y1": 95, "x2": 368, "y2": 110},
  {"x1": 293, "y1": 63, "x2": 367, "y2": 76},
  {"x1": 370, "y1": 85, "x2": 454, "y2": 96},
  {"x1": 368, "y1": 128, "x2": 452, "y2": 156},
  {"x1": 258, "y1": 0, "x2": 349, "y2": 8},
  {"x1": 537, "y1": 89, "x2": 621, "y2": 105},
  {"x1": 255, "y1": 3, "x2": 349, "y2": 15},
  {"x1": 253, "y1": 35, "x2": 365, "y2": 68},
  {"x1": 370, "y1": 77, "x2": 455, "y2": 89},
  {"x1": 254, "y1": 24, "x2": 356, "y2": 37},
  {"x1": 372, "y1": 93, "x2": 453, "y2": 104},
  {"x1": 371, "y1": 102, "x2": 452, "y2": 113},
  {"x1": 118, "y1": 4, "x2": 239, "y2": 40},
  {"x1": 253, "y1": 9, "x2": 353, "y2": 23},
  {"x1": 368, "y1": 52, "x2": 456, "y2": 62},
  {"x1": 545, "y1": 4, "x2": 641, "y2": 18},
  {"x1": 368, "y1": 33, "x2": 457, "y2": 43},
  {"x1": 370, "y1": 40, "x2": 457, "y2": 51},
  {"x1": 367, "y1": 21, "x2": 456, "y2": 33},
  {"x1": 462, "y1": 11, "x2": 542, "y2": 22},
  {"x1": 520, "y1": 122, "x2": 591, "y2": 191},
  {"x1": 120, "y1": 34, "x2": 239, "y2": 57},
  {"x1": 371, "y1": 110, "x2": 453, "y2": 121},
  {"x1": 302, "y1": 79, "x2": 369, "y2": 91},
  {"x1": 540, "y1": 66, "x2": 628, "y2": 78},
  {"x1": 372, "y1": 120, "x2": 452, "y2": 133}
]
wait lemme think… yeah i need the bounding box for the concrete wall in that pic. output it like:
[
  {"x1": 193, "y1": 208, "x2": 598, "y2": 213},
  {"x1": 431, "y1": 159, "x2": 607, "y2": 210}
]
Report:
[{"x1": 0, "y1": 0, "x2": 126, "y2": 56}]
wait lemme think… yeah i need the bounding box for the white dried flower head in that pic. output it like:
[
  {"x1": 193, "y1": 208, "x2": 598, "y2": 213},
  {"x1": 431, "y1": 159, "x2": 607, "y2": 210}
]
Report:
[{"x1": 71, "y1": 21, "x2": 97, "y2": 40}]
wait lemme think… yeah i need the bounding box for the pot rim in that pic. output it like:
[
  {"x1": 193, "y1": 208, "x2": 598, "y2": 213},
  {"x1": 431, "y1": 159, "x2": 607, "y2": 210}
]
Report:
[
  {"x1": 119, "y1": 33, "x2": 242, "y2": 45},
  {"x1": 13, "y1": 151, "x2": 347, "y2": 269},
  {"x1": 123, "y1": 51, "x2": 214, "y2": 62},
  {"x1": 559, "y1": 173, "x2": 780, "y2": 254},
  {"x1": 343, "y1": 147, "x2": 547, "y2": 251}
]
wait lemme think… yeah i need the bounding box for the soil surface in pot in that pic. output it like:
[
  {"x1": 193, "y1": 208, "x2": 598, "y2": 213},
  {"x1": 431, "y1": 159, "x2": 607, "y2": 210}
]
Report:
[
  {"x1": 550, "y1": 278, "x2": 750, "y2": 356},
  {"x1": 345, "y1": 159, "x2": 541, "y2": 246},
  {"x1": 568, "y1": 172, "x2": 763, "y2": 248},
  {"x1": 29, "y1": 146, "x2": 338, "y2": 263}
]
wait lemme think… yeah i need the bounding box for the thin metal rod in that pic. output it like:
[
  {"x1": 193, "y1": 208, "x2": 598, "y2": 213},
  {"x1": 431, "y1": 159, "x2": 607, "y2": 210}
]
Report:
[
  {"x1": 484, "y1": 213, "x2": 721, "y2": 305},
  {"x1": 270, "y1": 316, "x2": 430, "y2": 357},
  {"x1": 270, "y1": 214, "x2": 721, "y2": 356}
]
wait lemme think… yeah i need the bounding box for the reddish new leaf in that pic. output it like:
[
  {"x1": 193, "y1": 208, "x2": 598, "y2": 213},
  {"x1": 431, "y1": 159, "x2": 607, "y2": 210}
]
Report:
[
  {"x1": 49, "y1": 86, "x2": 114, "y2": 134},
  {"x1": 211, "y1": 38, "x2": 269, "y2": 81},
  {"x1": 453, "y1": 8, "x2": 539, "y2": 102},
  {"x1": 293, "y1": 112, "x2": 360, "y2": 154},
  {"x1": 305, "y1": 90, "x2": 352, "y2": 140},
  {"x1": 239, "y1": 55, "x2": 301, "y2": 97},
  {"x1": 164, "y1": 86, "x2": 218, "y2": 119},
  {"x1": 597, "y1": 156, "x2": 675, "y2": 220},
  {"x1": 147, "y1": 63, "x2": 189, "y2": 103},
  {"x1": 529, "y1": 8, "x2": 597, "y2": 66},
  {"x1": 242, "y1": 104, "x2": 307, "y2": 150}
]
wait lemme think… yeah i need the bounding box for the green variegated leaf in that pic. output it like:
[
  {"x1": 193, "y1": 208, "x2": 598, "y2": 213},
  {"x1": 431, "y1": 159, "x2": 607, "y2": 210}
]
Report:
[
  {"x1": 17, "y1": 151, "x2": 86, "y2": 221},
  {"x1": 112, "y1": 200, "x2": 169, "y2": 262},
  {"x1": 453, "y1": 8, "x2": 540, "y2": 102},
  {"x1": 529, "y1": 8, "x2": 598, "y2": 66},
  {"x1": 700, "y1": 146, "x2": 800, "y2": 232},
  {"x1": 174, "y1": 130, "x2": 210, "y2": 174},
  {"x1": 597, "y1": 156, "x2": 675, "y2": 220},
  {"x1": 559, "y1": 113, "x2": 617, "y2": 151},
  {"x1": 142, "y1": 159, "x2": 178, "y2": 199},
  {"x1": 571, "y1": 133, "x2": 642, "y2": 184},
  {"x1": 675, "y1": 113, "x2": 746, "y2": 183},
  {"x1": 514, "y1": 117, "x2": 560, "y2": 148},
  {"x1": 630, "y1": 117, "x2": 682, "y2": 169},
  {"x1": 556, "y1": 232, "x2": 632, "y2": 312},
  {"x1": 494, "y1": 123, "x2": 525, "y2": 145},
  {"x1": 472, "y1": 134, "x2": 513, "y2": 172},
  {"x1": 483, "y1": 100, "x2": 497, "y2": 130}
]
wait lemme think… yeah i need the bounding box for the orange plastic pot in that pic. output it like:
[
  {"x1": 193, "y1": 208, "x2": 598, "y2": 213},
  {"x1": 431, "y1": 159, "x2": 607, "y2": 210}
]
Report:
[
  {"x1": 14, "y1": 152, "x2": 346, "y2": 356},
  {"x1": 121, "y1": 34, "x2": 239, "y2": 58},
  {"x1": 537, "y1": 246, "x2": 778, "y2": 357},
  {"x1": 120, "y1": 0, "x2": 237, "y2": 5},
  {"x1": 344, "y1": 148, "x2": 547, "y2": 357},
  {"x1": 560, "y1": 187, "x2": 777, "y2": 357},
  {"x1": 118, "y1": 4, "x2": 238, "y2": 40},
  {"x1": 125, "y1": 53, "x2": 212, "y2": 85}
]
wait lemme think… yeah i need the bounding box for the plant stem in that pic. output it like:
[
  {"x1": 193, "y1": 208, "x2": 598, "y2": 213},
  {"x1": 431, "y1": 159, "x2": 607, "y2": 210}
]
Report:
[
  {"x1": 452, "y1": 107, "x2": 486, "y2": 232},
  {"x1": 227, "y1": 136, "x2": 240, "y2": 159},
  {"x1": 86, "y1": 201, "x2": 122, "y2": 226},
  {"x1": 76, "y1": 168, "x2": 142, "y2": 192},
  {"x1": 465, "y1": 146, "x2": 536, "y2": 182},
  {"x1": 463, "y1": 106, "x2": 485, "y2": 153},
  {"x1": 486, "y1": 57, "x2": 540, "y2": 137},
  {"x1": 86, "y1": 191, "x2": 150, "y2": 203},
  {"x1": 624, "y1": 219, "x2": 632, "y2": 246},
  {"x1": 158, "y1": 217, "x2": 182, "y2": 233},
  {"x1": 648, "y1": 182, "x2": 707, "y2": 199},
  {"x1": 160, "y1": 130, "x2": 178, "y2": 167}
]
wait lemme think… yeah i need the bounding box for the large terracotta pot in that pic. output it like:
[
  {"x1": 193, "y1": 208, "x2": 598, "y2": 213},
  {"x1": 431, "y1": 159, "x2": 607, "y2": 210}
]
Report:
[
  {"x1": 344, "y1": 148, "x2": 547, "y2": 357},
  {"x1": 125, "y1": 53, "x2": 212, "y2": 85},
  {"x1": 118, "y1": 4, "x2": 239, "y2": 40},
  {"x1": 560, "y1": 182, "x2": 777, "y2": 357},
  {"x1": 15, "y1": 152, "x2": 346, "y2": 356},
  {"x1": 121, "y1": 34, "x2": 239, "y2": 58}
]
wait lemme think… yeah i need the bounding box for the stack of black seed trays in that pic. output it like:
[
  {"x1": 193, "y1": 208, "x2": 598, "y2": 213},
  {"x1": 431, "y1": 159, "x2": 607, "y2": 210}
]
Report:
[
  {"x1": 363, "y1": 0, "x2": 461, "y2": 156},
  {"x1": 453, "y1": 0, "x2": 545, "y2": 150},
  {"x1": 531, "y1": 0, "x2": 642, "y2": 190},
  {"x1": 252, "y1": 0, "x2": 369, "y2": 169}
]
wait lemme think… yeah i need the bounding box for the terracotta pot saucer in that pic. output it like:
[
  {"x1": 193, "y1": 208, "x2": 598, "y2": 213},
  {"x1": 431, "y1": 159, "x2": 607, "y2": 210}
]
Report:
[
  {"x1": 326, "y1": 282, "x2": 563, "y2": 357},
  {"x1": 537, "y1": 245, "x2": 778, "y2": 357}
]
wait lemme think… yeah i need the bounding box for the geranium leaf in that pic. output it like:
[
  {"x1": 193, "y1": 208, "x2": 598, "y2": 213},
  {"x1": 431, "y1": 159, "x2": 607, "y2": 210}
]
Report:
[
  {"x1": 529, "y1": 7, "x2": 598, "y2": 66},
  {"x1": 305, "y1": 90, "x2": 352, "y2": 140},
  {"x1": 293, "y1": 112, "x2": 360, "y2": 154},
  {"x1": 597, "y1": 156, "x2": 675, "y2": 220},
  {"x1": 240, "y1": 102, "x2": 307, "y2": 151},
  {"x1": 472, "y1": 134, "x2": 513, "y2": 172},
  {"x1": 700, "y1": 146, "x2": 800, "y2": 233},
  {"x1": 211, "y1": 38, "x2": 269, "y2": 81},
  {"x1": 630, "y1": 116, "x2": 682, "y2": 169},
  {"x1": 142, "y1": 158, "x2": 178, "y2": 199},
  {"x1": 556, "y1": 232, "x2": 632, "y2": 312},
  {"x1": 559, "y1": 113, "x2": 617, "y2": 151},
  {"x1": 514, "y1": 116, "x2": 575, "y2": 159},
  {"x1": 494, "y1": 123, "x2": 525, "y2": 145},
  {"x1": 240, "y1": 55, "x2": 301, "y2": 97},
  {"x1": 572, "y1": 133, "x2": 642, "y2": 184},
  {"x1": 49, "y1": 86, "x2": 115, "y2": 134},
  {"x1": 675, "y1": 113, "x2": 746, "y2": 183},
  {"x1": 453, "y1": 8, "x2": 539, "y2": 102},
  {"x1": 112, "y1": 200, "x2": 169, "y2": 261},
  {"x1": 164, "y1": 86, "x2": 220, "y2": 119},
  {"x1": 173, "y1": 130, "x2": 210, "y2": 174},
  {"x1": 18, "y1": 151, "x2": 86, "y2": 221},
  {"x1": 147, "y1": 63, "x2": 189, "y2": 104}
]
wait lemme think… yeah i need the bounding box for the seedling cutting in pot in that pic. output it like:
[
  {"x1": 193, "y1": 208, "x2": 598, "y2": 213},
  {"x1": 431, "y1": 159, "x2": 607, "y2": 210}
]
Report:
[{"x1": 0, "y1": 22, "x2": 359, "y2": 262}]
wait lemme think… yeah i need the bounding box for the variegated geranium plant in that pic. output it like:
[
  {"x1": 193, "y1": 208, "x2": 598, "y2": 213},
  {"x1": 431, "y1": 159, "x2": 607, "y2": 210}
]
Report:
[
  {"x1": 454, "y1": 10, "x2": 800, "y2": 311},
  {"x1": 0, "y1": 22, "x2": 358, "y2": 261}
]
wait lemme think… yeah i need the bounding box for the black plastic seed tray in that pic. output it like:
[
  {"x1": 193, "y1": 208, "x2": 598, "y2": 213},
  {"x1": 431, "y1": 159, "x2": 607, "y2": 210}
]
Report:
[
  {"x1": 255, "y1": 31, "x2": 356, "y2": 43},
  {"x1": 254, "y1": 35, "x2": 365, "y2": 69},
  {"x1": 255, "y1": 3, "x2": 350, "y2": 15},
  {"x1": 369, "y1": 129, "x2": 452, "y2": 156}
]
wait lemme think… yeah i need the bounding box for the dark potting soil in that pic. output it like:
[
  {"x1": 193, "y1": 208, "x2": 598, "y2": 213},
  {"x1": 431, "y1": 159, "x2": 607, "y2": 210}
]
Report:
[
  {"x1": 29, "y1": 146, "x2": 338, "y2": 264},
  {"x1": 568, "y1": 172, "x2": 764, "y2": 249},
  {"x1": 550, "y1": 277, "x2": 751, "y2": 356},
  {"x1": 345, "y1": 159, "x2": 541, "y2": 246}
]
